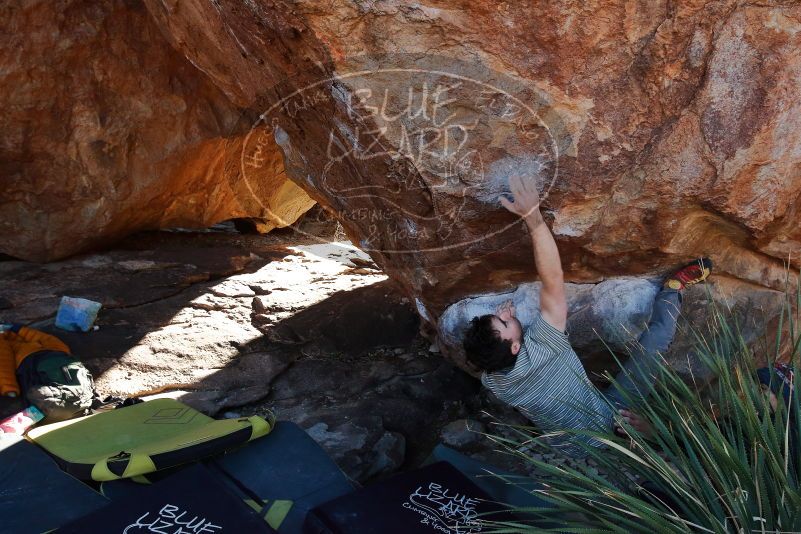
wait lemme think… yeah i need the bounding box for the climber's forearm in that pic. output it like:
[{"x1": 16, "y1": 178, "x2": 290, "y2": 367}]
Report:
[{"x1": 525, "y1": 213, "x2": 567, "y2": 331}]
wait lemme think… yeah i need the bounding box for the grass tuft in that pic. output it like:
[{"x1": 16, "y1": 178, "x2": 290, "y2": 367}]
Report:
[{"x1": 487, "y1": 277, "x2": 801, "y2": 533}]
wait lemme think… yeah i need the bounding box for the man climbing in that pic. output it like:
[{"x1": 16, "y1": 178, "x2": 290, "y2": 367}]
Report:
[{"x1": 461, "y1": 175, "x2": 713, "y2": 454}]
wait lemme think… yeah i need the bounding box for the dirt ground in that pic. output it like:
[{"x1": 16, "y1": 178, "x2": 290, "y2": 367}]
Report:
[{"x1": 0, "y1": 215, "x2": 542, "y2": 484}]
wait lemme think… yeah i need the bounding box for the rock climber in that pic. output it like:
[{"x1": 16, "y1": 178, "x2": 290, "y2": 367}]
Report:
[{"x1": 461, "y1": 174, "x2": 713, "y2": 454}]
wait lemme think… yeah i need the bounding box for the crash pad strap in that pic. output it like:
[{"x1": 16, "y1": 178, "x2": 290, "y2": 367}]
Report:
[
  {"x1": 263, "y1": 500, "x2": 293, "y2": 530},
  {"x1": 92, "y1": 452, "x2": 157, "y2": 480},
  {"x1": 245, "y1": 498, "x2": 294, "y2": 530}
]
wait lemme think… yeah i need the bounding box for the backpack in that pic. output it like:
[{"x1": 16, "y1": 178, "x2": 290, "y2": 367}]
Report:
[{"x1": 16, "y1": 350, "x2": 95, "y2": 422}]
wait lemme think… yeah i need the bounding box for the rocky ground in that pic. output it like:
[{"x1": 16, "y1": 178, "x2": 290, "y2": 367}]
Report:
[
  {"x1": 0, "y1": 214, "x2": 546, "y2": 484},
  {"x1": 1, "y1": 212, "x2": 791, "y2": 491}
]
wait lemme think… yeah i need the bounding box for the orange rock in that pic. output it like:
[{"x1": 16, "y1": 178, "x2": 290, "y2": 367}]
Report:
[
  {"x1": 4, "y1": 0, "x2": 799, "y2": 335},
  {"x1": 0, "y1": 0, "x2": 313, "y2": 262},
  {"x1": 138, "y1": 1, "x2": 799, "y2": 325}
]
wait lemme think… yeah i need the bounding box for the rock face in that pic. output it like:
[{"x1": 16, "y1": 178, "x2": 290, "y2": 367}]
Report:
[
  {"x1": 133, "y1": 0, "x2": 800, "y2": 339},
  {"x1": 0, "y1": 0, "x2": 313, "y2": 262},
  {"x1": 439, "y1": 275, "x2": 790, "y2": 375},
  {"x1": 440, "y1": 278, "x2": 659, "y2": 368},
  {"x1": 4, "y1": 1, "x2": 799, "y2": 351}
]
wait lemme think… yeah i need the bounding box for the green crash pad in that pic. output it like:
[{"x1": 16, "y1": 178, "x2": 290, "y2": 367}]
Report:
[{"x1": 27, "y1": 398, "x2": 271, "y2": 481}]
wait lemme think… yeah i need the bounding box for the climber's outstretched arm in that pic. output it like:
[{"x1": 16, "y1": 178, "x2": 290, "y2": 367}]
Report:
[{"x1": 500, "y1": 176, "x2": 567, "y2": 331}]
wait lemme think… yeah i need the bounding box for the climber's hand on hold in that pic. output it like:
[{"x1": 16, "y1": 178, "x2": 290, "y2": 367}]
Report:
[
  {"x1": 501, "y1": 175, "x2": 566, "y2": 331},
  {"x1": 499, "y1": 175, "x2": 543, "y2": 226}
]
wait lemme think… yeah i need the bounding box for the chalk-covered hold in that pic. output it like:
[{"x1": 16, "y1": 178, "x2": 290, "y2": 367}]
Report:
[{"x1": 438, "y1": 277, "x2": 659, "y2": 359}]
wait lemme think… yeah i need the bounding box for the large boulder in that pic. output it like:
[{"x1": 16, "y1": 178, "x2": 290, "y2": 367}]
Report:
[
  {"x1": 439, "y1": 275, "x2": 789, "y2": 373},
  {"x1": 5, "y1": 1, "x2": 798, "y2": 356},
  {"x1": 136, "y1": 0, "x2": 799, "y2": 337},
  {"x1": 0, "y1": 0, "x2": 313, "y2": 262},
  {"x1": 439, "y1": 277, "x2": 659, "y2": 366}
]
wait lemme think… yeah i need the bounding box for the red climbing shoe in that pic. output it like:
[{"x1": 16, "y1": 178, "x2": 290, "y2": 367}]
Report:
[{"x1": 664, "y1": 258, "x2": 713, "y2": 290}]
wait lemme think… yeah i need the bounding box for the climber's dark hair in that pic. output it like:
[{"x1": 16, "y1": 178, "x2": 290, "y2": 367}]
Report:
[{"x1": 462, "y1": 314, "x2": 516, "y2": 372}]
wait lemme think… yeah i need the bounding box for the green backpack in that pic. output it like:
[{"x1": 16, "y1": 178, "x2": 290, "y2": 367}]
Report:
[{"x1": 17, "y1": 350, "x2": 95, "y2": 422}]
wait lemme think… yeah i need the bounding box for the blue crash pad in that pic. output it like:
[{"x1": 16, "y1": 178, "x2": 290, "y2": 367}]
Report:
[
  {"x1": 0, "y1": 436, "x2": 108, "y2": 534},
  {"x1": 100, "y1": 421, "x2": 354, "y2": 532},
  {"x1": 304, "y1": 461, "x2": 517, "y2": 534},
  {"x1": 425, "y1": 444, "x2": 550, "y2": 511},
  {"x1": 57, "y1": 463, "x2": 273, "y2": 533}
]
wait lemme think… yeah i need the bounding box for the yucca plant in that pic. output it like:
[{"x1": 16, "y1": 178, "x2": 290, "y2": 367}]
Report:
[{"x1": 486, "y1": 279, "x2": 801, "y2": 533}]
